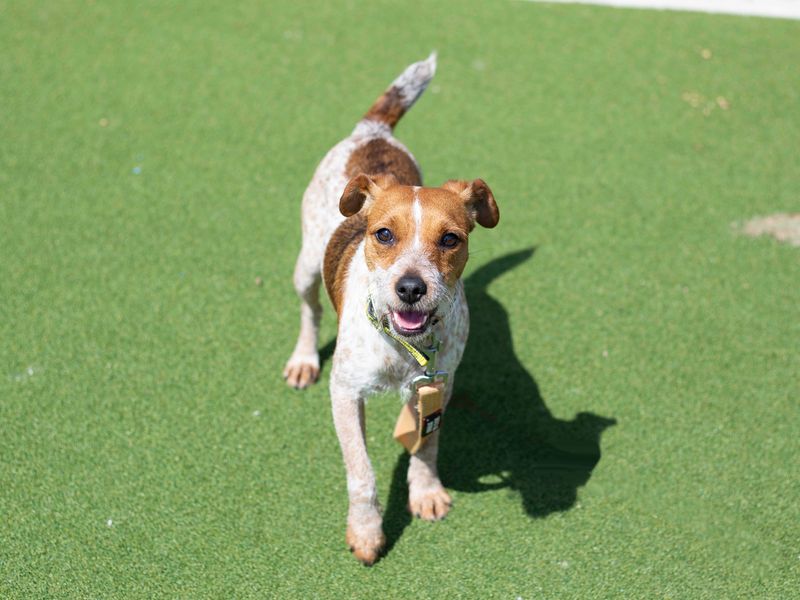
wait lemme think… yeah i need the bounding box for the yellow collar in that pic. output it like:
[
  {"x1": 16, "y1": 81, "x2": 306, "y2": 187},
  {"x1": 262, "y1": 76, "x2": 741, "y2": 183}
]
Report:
[{"x1": 365, "y1": 300, "x2": 435, "y2": 369}]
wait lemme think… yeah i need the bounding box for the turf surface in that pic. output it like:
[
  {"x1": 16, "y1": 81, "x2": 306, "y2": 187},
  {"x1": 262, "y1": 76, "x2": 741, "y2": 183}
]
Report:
[{"x1": 2, "y1": 1, "x2": 799, "y2": 597}]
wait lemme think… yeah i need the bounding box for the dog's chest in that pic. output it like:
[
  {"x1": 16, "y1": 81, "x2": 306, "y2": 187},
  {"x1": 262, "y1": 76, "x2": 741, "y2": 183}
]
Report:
[{"x1": 332, "y1": 244, "x2": 469, "y2": 397}]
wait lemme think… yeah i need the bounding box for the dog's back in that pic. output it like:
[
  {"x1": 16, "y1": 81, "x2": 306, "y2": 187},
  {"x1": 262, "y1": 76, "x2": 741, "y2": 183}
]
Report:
[
  {"x1": 285, "y1": 54, "x2": 437, "y2": 389},
  {"x1": 321, "y1": 55, "x2": 438, "y2": 314},
  {"x1": 301, "y1": 54, "x2": 436, "y2": 257}
]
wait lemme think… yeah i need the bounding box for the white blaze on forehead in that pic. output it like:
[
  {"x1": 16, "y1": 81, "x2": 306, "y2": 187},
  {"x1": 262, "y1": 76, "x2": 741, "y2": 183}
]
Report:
[{"x1": 412, "y1": 187, "x2": 423, "y2": 250}]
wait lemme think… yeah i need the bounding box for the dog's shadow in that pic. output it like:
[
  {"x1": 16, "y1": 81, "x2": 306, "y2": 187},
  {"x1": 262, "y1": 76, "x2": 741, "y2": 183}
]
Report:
[{"x1": 382, "y1": 248, "x2": 617, "y2": 555}]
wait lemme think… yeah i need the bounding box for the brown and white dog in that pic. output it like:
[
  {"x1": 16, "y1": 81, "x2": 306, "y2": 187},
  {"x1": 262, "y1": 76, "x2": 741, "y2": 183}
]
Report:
[{"x1": 283, "y1": 54, "x2": 499, "y2": 564}]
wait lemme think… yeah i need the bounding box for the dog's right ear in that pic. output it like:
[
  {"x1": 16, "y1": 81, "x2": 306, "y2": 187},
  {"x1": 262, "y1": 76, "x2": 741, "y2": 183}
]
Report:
[{"x1": 339, "y1": 173, "x2": 397, "y2": 217}]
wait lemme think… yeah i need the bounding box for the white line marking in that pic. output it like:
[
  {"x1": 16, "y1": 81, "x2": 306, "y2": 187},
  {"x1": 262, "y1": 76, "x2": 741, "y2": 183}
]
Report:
[
  {"x1": 522, "y1": 0, "x2": 800, "y2": 20},
  {"x1": 412, "y1": 193, "x2": 423, "y2": 250}
]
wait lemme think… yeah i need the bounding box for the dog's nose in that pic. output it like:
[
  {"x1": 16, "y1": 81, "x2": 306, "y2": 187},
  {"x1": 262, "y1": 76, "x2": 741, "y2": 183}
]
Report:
[{"x1": 395, "y1": 275, "x2": 427, "y2": 304}]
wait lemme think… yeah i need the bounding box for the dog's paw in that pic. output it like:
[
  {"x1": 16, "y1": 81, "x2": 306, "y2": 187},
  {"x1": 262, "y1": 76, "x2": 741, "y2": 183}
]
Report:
[
  {"x1": 408, "y1": 485, "x2": 452, "y2": 521},
  {"x1": 346, "y1": 525, "x2": 385, "y2": 566},
  {"x1": 282, "y1": 355, "x2": 319, "y2": 389}
]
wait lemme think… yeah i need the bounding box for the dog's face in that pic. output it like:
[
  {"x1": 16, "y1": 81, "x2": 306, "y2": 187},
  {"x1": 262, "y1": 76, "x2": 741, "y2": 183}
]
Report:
[{"x1": 340, "y1": 174, "x2": 499, "y2": 341}]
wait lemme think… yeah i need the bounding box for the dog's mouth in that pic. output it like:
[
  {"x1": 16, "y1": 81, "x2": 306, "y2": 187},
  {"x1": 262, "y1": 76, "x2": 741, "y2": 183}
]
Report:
[{"x1": 389, "y1": 309, "x2": 435, "y2": 337}]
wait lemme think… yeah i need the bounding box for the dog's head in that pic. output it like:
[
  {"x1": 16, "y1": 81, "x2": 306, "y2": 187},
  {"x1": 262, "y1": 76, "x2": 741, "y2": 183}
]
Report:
[{"x1": 339, "y1": 173, "x2": 499, "y2": 341}]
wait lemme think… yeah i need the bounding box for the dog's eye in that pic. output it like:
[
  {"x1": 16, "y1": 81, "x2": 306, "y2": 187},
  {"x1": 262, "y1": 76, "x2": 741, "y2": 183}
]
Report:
[
  {"x1": 440, "y1": 233, "x2": 460, "y2": 248},
  {"x1": 375, "y1": 228, "x2": 394, "y2": 244}
]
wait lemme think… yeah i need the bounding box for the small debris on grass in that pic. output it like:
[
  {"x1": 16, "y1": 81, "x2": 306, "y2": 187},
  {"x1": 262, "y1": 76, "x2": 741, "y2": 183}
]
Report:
[
  {"x1": 99, "y1": 117, "x2": 109, "y2": 127},
  {"x1": 252, "y1": 410, "x2": 261, "y2": 417},
  {"x1": 132, "y1": 166, "x2": 142, "y2": 175},
  {"x1": 602, "y1": 349, "x2": 608, "y2": 358},
  {"x1": 741, "y1": 213, "x2": 800, "y2": 246},
  {"x1": 682, "y1": 91, "x2": 703, "y2": 108},
  {"x1": 106, "y1": 518, "x2": 113, "y2": 527},
  {"x1": 682, "y1": 91, "x2": 729, "y2": 116},
  {"x1": 559, "y1": 560, "x2": 569, "y2": 569},
  {"x1": 12, "y1": 365, "x2": 36, "y2": 382},
  {"x1": 701, "y1": 48, "x2": 712, "y2": 60},
  {"x1": 255, "y1": 276, "x2": 263, "y2": 287}
]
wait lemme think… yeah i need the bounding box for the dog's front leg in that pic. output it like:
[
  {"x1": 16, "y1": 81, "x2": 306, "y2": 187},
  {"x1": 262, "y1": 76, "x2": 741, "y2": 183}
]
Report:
[
  {"x1": 331, "y1": 383, "x2": 384, "y2": 565},
  {"x1": 407, "y1": 385, "x2": 453, "y2": 521},
  {"x1": 407, "y1": 431, "x2": 452, "y2": 521}
]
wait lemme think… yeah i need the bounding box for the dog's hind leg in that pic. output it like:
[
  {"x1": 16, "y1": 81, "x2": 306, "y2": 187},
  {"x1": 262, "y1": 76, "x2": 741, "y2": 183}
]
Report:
[{"x1": 283, "y1": 243, "x2": 322, "y2": 389}]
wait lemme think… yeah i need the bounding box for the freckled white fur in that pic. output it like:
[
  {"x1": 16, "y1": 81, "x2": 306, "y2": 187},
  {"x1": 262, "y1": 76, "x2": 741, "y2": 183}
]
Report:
[
  {"x1": 334, "y1": 242, "x2": 467, "y2": 396},
  {"x1": 284, "y1": 120, "x2": 421, "y2": 380},
  {"x1": 388, "y1": 52, "x2": 437, "y2": 105}
]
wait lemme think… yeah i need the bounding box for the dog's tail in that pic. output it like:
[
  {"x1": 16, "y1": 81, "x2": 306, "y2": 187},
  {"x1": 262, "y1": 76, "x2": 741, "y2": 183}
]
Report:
[{"x1": 359, "y1": 52, "x2": 437, "y2": 131}]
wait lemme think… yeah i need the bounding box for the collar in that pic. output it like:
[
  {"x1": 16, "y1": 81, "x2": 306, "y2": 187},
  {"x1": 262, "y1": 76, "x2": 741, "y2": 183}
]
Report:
[{"x1": 365, "y1": 299, "x2": 436, "y2": 370}]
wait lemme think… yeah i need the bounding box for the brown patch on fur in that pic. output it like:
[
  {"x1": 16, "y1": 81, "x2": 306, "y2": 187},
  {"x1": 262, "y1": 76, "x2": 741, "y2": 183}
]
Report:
[
  {"x1": 364, "y1": 86, "x2": 406, "y2": 129},
  {"x1": 339, "y1": 173, "x2": 398, "y2": 218},
  {"x1": 363, "y1": 186, "x2": 473, "y2": 286},
  {"x1": 323, "y1": 213, "x2": 367, "y2": 314},
  {"x1": 441, "y1": 179, "x2": 500, "y2": 229},
  {"x1": 334, "y1": 178, "x2": 498, "y2": 312},
  {"x1": 345, "y1": 139, "x2": 421, "y2": 186},
  {"x1": 363, "y1": 186, "x2": 416, "y2": 270},
  {"x1": 416, "y1": 187, "x2": 473, "y2": 284}
]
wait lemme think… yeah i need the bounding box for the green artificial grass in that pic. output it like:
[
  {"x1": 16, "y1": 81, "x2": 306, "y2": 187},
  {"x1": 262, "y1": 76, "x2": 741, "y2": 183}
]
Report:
[{"x1": 2, "y1": 1, "x2": 799, "y2": 597}]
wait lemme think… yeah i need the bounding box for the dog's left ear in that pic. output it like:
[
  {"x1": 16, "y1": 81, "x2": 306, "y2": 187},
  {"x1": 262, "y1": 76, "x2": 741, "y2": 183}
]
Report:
[
  {"x1": 339, "y1": 173, "x2": 398, "y2": 217},
  {"x1": 442, "y1": 179, "x2": 499, "y2": 228}
]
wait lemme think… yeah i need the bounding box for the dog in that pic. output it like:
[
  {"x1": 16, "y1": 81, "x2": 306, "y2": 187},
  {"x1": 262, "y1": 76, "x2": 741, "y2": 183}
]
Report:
[{"x1": 283, "y1": 53, "x2": 499, "y2": 565}]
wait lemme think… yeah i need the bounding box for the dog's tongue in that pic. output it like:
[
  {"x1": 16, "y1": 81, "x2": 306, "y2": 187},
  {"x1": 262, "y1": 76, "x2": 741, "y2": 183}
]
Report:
[{"x1": 393, "y1": 310, "x2": 428, "y2": 330}]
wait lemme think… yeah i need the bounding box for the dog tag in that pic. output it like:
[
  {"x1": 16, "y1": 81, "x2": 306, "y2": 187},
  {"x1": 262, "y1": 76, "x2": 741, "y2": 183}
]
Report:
[{"x1": 393, "y1": 383, "x2": 443, "y2": 454}]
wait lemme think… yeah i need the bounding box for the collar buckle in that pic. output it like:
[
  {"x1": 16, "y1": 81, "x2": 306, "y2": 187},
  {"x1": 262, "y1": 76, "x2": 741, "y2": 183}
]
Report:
[{"x1": 412, "y1": 339, "x2": 448, "y2": 389}]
